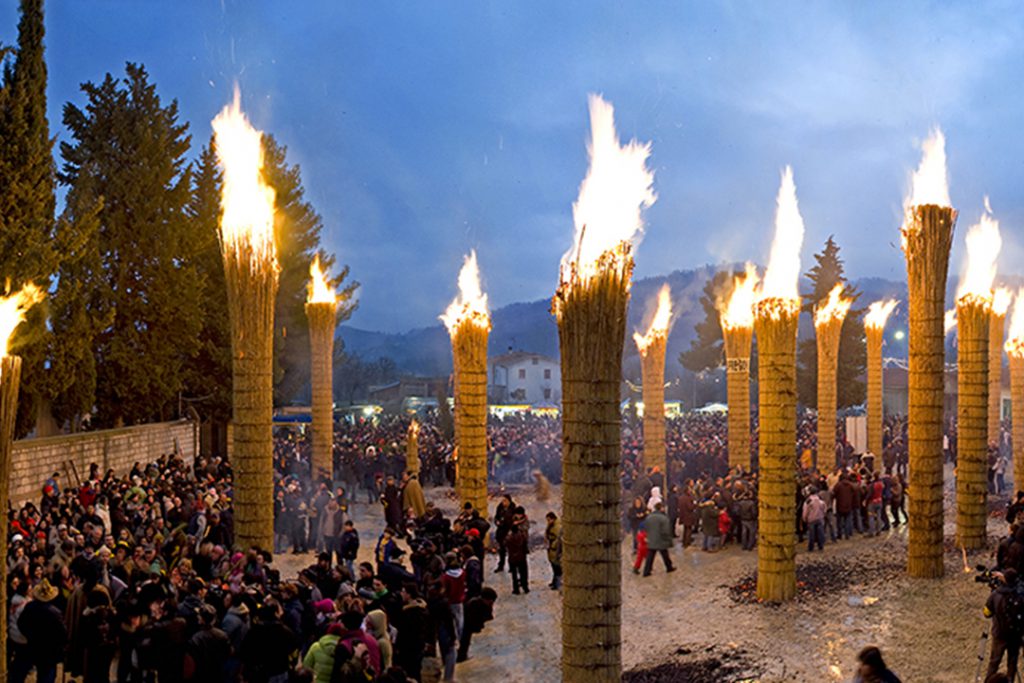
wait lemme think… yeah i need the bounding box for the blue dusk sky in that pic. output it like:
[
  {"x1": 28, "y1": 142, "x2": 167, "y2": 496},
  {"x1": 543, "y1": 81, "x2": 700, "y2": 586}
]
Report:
[{"x1": 5, "y1": 1, "x2": 1023, "y2": 331}]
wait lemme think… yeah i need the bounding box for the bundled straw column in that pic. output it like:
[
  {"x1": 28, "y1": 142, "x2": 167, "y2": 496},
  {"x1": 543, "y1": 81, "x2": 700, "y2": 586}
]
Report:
[
  {"x1": 634, "y1": 285, "x2": 671, "y2": 475},
  {"x1": 814, "y1": 286, "x2": 851, "y2": 469},
  {"x1": 755, "y1": 299, "x2": 800, "y2": 602},
  {"x1": 864, "y1": 300, "x2": 897, "y2": 464},
  {"x1": 214, "y1": 91, "x2": 280, "y2": 551},
  {"x1": 1008, "y1": 342, "x2": 1024, "y2": 493},
  {"x1": 0, "y1": 355, "x2": 21, "y2": 681},
  {"x1": 305, "y1": 257, "x2": 337, "y2": 482},
  {"x1": 720, "y1": 265, "x2": 758, "y2": 471},
  {"x1": 406, "y1": 420, "x2": 420, "y2": 476},
  {"x1": 956, "y1": 296, "x2": 990, "y2": 549},
  {"x1": 989, "y1": 290, "x2": 1010, "y2": 447}
]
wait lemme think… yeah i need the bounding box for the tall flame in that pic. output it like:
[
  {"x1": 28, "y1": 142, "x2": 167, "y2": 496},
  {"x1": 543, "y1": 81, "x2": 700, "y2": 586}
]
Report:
[
  {"x1": 440, "y1": 250, "x2": 490, "y2": 333},
  {"x1": 993, "y1": 287, "x2": 1012, "y2": 317},
  {"x1": 865, "y1": 299, "x2": 898, "y2": 331},
  {"x1": 904, "y1": 127, "x2": 951, "y2": 212},
  {"x1": 633, "y1": 284, "x2": 672, "y2": 353},
  {"x1": 561, "y1": 94, "x2": 656, "y2": 286},
  {"x1": 212, "y1": 87, "x2": 277, "y2": 270},
  {"x1": 945, "y1": 308, "x2": 957, "y2": 336},
  {"x1": 956, "y1": 199, "x2": 1001, "y2": 303},
  {"x1": 307, "y1": 254, "x2": 336, "y2": 305},
  {"x1": 719, "y1": 263, "x2": 760, "y2": 331},
  {"x1": 0, "y1": 283, "x2": 43, "y2": 357},
  {"x1": 1006, "y1": 289, "x2": 1024, "y2": 357},
  {"x1": 814, "y1": 284, "x2": 853, "y2": 327},
  {"x1": 758, "y1": 166, "x2": 805, "y2": 303}
]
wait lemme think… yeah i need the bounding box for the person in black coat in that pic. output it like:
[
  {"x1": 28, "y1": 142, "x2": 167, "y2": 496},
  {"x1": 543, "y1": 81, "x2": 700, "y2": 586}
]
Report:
[
  {"x1": 457, "y1": 587, "x2": 497, "y2": 662},
  {"x1": 17, "y1": 579, "x2": 67, "y2": 683}
]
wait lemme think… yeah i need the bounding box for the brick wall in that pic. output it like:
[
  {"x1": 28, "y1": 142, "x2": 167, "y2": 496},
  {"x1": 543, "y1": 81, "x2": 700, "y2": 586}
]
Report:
[{"x1": 9, "y1": 419, "x2": 198, "y2": 503}]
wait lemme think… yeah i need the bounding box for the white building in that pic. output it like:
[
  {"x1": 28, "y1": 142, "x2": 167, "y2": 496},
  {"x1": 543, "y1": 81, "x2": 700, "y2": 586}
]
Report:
[{"x1": 488, "y1": 352, "x2": 561, "y2": 406}]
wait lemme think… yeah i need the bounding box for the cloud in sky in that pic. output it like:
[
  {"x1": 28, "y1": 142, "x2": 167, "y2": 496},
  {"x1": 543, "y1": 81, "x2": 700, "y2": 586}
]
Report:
[{"x1": 9, "y1": 0, "x2": 1024, "y2": 331}]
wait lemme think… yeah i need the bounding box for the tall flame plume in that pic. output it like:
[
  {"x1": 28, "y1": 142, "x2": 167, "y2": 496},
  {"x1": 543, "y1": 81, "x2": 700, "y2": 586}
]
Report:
[
  {"x1": 720, "y1": 263, "x2": 760, "y2": 331},
  {"x1": 956, "y1": 199, "x2": 1001, "y2": 304},
  {"x1": 993, "y1": 287, "x2": 1012, "y2": 317},
  {"x1": 904, "y1": 127, "x2": 951, "y2": 213},
  {"x1": 307, "y1": 255, "x2": 336, "y2": 305},
  {"x1": 814, "y1": 284, "x2": 853, "y2": 327},
  {"x1": 441, "y1": 250, "x2": 490, "y2": 333},
  {"x1": 212, "y1": 87, "x2": 277, "y2": 271},
  {"x1": 560, "y1": 94, "x2": 656, "y2": 287},
  {"x1": 865, "y1": 299, "x2": 898, "y2": 331},
  {"x1": 757, "y1": 166, "x2": 805, "y2": 314},
  {"x1": 0, "y1": 283, "x2": 43, "y2": 356},
  {"x1": 1007, "y1": 289, "x2": 1024, "y2": 358},
  {"x1": 633, "y1": 284, "x2": 672, "y2": 353}
]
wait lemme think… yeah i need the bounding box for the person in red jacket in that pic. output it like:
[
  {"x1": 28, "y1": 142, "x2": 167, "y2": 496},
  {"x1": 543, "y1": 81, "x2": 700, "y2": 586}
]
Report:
[
  {"x1": 632, "y1": 523, "x2": 648, "y2": 575},
  {"x1": 441, "y1": 552, "x2": 467, "y2": 640}
]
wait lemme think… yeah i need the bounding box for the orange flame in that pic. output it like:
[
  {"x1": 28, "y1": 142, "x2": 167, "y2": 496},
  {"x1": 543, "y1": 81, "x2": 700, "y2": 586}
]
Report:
[
  {"x1": 1006, "y1": 289, "x2": 1024, "y2": 358},
  {"x1": 440, "y1": 250, "x2": 490, "y2": 333},
  {"x1": 864, "y1": 299, "x2": 898, "y2": 331},
  {"x1": 814, "y1": 284, "x2": 853, "y2": 328},
  {"x1": 993, "y1": 287, "x2": 1012, "y2": 318},
  {"x1": 956, "y1": 198, "x2": 1001, "y2": 305},
  {"x1": 633, "y1": 284, "x2": 672, "y2": 354},
  {"x1": 758, "y1": 166, "x2": 804, "y2": 306},
  {"x1": 719, "y1": 263, "x2": 760, "y2": 331},
  {"x1": 904, "y1": 127, "x2": 951, "y2": 212},
  {"x1": 307, "y1": 255, "x2": 336, "y2": 305},
  {"x1": 0, "y1": 283, "x2": 43, "y2": 357},
  {"x1": 561, "y1": 94, "x2": 656, "y2": 287},
  {"x1": 212, "y1": 87, "x2": 278, "y2": 271}
]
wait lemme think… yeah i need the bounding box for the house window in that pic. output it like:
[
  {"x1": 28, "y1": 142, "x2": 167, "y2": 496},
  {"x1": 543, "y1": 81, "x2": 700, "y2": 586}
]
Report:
[
  {"x1": 544, "y1": 369, "x2": 551, "y2": 380},
  {"x1": 518, "y1": 368, "x2": 526, "y2": 379},
  {"x1": 543, "y1": 388, "x2": 552, "y2": 399},
  {"x1": 532, "y1": 358, "x2": 539, "y2": 365}
]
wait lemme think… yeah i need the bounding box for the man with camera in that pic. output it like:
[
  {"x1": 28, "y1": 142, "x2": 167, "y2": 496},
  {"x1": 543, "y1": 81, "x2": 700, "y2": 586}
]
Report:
[{"x1": 984, "y1": 567, "x2": 1022, "y2": 680}]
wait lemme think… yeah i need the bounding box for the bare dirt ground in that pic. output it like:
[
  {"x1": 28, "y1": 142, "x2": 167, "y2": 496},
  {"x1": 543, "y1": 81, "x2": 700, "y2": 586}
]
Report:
[{"x1": 280, "y1": 464, "x2": 1006, "y2": 682}]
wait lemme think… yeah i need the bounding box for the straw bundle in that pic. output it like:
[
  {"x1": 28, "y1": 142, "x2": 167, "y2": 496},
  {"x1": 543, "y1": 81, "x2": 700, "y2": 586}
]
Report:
[
  {"x1": 0, "y1": 356, "x2": 21, "y2": 681},
  {"x1": 638, "y1": 334, "x2": 666, "y2": 474},
  {"x1": 306, "y1": 301, "x2": 336, "y2": 481},
  {"x1": 815, "y1": 315, "x2": 844, "y2": 468},
  {"x1": 754, "y1": 298, "x2": 799, "y2": 602},
  {"x1": 555, "y1": 249, "x2": 632, "y2": 681},
  {"x1": 224, "y1": 243, "x2": 279, "y2": 551},
  {"x1": 406, "y1": 420, "x2": 420, "y2": 476},
  {"x1": 866, "y1": 325, "x2": 885, "y2": 461},
  {"x1": 902, "y1": 204, "x2": 956, "y2": 578},
  {"x1": 989, "y1": 310, "x2": 1006, "y2": 446},
  {"x1": 723, "y1": 326, "x2": 753, "y2": 470},
  {"x1": 957, "y1": 297, "x2": 990, "y2": 549},
  {"x1": 1010, "y1": 350, "x2": 1024, "y2": 493},
  {"x1": 451, "y1": 320, "x2": 489, "y2": 514}
]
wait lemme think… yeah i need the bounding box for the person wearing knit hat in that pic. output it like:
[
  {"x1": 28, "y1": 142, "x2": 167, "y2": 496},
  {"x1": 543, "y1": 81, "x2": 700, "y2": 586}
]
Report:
[{"x1": 18, "y1": 578, "x2": 66, "y2": 683}]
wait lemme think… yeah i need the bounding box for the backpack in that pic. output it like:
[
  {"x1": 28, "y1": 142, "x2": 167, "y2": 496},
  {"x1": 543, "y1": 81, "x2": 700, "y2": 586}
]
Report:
[{"x1": 1004, "y1": 584, "x2": 1024, "y2": 635}]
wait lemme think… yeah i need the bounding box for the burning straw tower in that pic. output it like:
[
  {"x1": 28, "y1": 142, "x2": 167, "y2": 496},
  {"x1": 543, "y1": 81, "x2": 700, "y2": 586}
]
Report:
[
  {"x1": 755, "y1": 166, "x2": 805, "y2": 603},
  {"x1": 990, "y1": 288, "x2": 1011, "y2": 446},
  {"x1": 213, "y1": 91, "x2": 280, "y2": 551},
  {"x1": 1006, "y1": 291, "x2": 1024, "y2": 492},
  {"x1": 901, "y1": 128, "x2": 956, "y2": 578},
  {"x1": 441, "y1": 251, "x2": 491, "y2": 515},
  {"x1": 955, "y1": 204, "x2": 1002, "y2": 549},
  {"x1": 814, "y1": 285, "x2": 852, "y2": 468},
  {"x1": 306, "y1": 256, "x2": 337, "y2": 482},
  {"x1": 864, "y1": 299, "x2": 898, "y2": 461},
  {"x1": 633, "y1": 284, "x2": 671, "y2": 476},
  {"x1": 406, "y1": 419, "x2": 420, "y2": 476},
  {"x1": 719, "y1": 265, "x2": 758, "y2": 470},
  {"x1": 553, "y1": 94, "x2": 655, "y2": 682},
  {"x1": 0, "y1": 284, "x2": 43, "y2": 682}
]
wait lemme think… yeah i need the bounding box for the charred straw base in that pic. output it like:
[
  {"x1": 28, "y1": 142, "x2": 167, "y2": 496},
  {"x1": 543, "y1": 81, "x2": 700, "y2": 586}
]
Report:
[
  {"x1": 957, "y1": 299, "x2": 990, "y2": 549},
  {"x1": 723, "y1": 326, "x2": 753, "y2": 471},
  {"x1": 902, "y1": 204, "x2": 956, "y2": 578},
  {"x1": 640, "y1": 335, "x2": 666, "y2": 474},
  {"x1": 866, "y1": 327, "x2": 884, "y2": 463},
  {"x1": 1011, "y1": 355, "x2": 1024, "y2": 494},
  {"x1": 554, "y1": 253, "x2": 632, "y2": 683},
  {"x1": 0, "y1": 356, "x2": 21, "y2": 682},
  {"x1": 815, "y1": 317, "x2": 843, "y2": 468},
  {"x1": 224, "y1": 247, "x2": 279, "y2": 552},
  {"x1": 306, "y1": 302, "x2": 336, "y2": 482},
  {"x1": 754, "y1": 299, "x2": 799, "y2": 603},
  {"x1": 452, "y1": 322, "x2": 489, "y2": 515}
]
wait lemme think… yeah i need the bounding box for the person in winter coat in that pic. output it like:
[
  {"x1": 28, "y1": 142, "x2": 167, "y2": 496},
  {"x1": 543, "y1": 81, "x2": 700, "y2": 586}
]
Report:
[
  {"x1": 441, "y1": 552, "x2": 467, "y2": 639},
  {"x1": 544, "y1": 512, "x2": 563, "y2": 590},
  {"x1": 642, "y1": 502, "x2": 676, "y2": 576},
  {"x1": 506, "y1": 521, "x2": 530, "y2": 594},
  {"x1": 699, "y1": 499, "x2": 721, "y2": 552},
  {"x1": 736, "y1": 492, "x2": 757, "y2": 551},
  {"x1": 339, "y1": 520, "x2": 360, "y2": 578},
  {"x1": 632, "y1": 523, "x2": 649, "y2": 575},
  {"x1": 677, "y1": 486, "x2": 698, "y2": 548},
  {"x1": 833, "y1": 475, "x2": 856, "y2": 539},
  {"x1": 461, "y1": 544, "x2": 483, "y2": 599},
  {"x1": 457, "y1": 586, "x2": 497, "y2": 663},
  {"x1": 493, "y1": 495, "x2": 515, "y2": 573},
  {"x1": 79, "y1": 586, "x2": 118, "y2": 683},
  {"x1": 646, "y1": 486, "x2": 664, "y2": 512},
  {"x1": 401, "y1": 472, "x2": 427, "y2": 519},
  {"x1": 394, "y1": 588, "x2": 429, "y2": 682},
  {"x1": 302, "y1": 622, "x2": 343, "y2": 683},
  {"x1": 364, "y1": 609, "x2": 393, "y2": 671},
  {"x1": 18, "y1": 579, "x2": 67, "y2": 683},
  {"x1": 627, "y1": 496, "x2": 648, "y2": 550},
  {"x1": 802, "y1": 488, "x2": 827, "y2": 551},
  {"x1": 185, "y1": 605, "x2": 230, "y2": 683}
]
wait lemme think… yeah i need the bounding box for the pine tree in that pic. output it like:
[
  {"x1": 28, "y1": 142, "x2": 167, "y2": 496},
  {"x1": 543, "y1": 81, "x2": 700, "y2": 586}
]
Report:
[
  {"x1": 0, "y1": 0, "x2": 57, "y2": 436},
  {"x1": 60, "y1": 63, "x2": 201, "y2": 426},
  {"x1": 262, "y1": 134, "x2": 357, "y2": 406},
  {"x1": 679, "y1": 270, "x2": 732, "y2": 373},
  {"x1": 796, "y1": 236, "x2": 866, "y2": 408}
]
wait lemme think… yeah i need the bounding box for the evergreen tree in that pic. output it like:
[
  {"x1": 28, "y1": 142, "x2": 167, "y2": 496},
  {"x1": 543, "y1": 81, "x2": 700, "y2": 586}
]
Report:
[
  {"x1": 0, "y1": 0, "x2": 57, "y2": 435},
  {"x1": 262, "y1": 134, "x2": 357, "y2": 406},
  {"x1": 60, "y1": 63, "x2": 201, "y2": 426},
  {"x1": 679, "y1": 270, "x2": 732, "y2": 373},
  {"x1": 796, "y1": 236, "x2": 867, "y2": 409}
]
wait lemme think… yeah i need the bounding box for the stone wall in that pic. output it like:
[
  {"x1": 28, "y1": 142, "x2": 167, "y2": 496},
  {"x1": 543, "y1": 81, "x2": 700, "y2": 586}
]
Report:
[{"x1": 9, "y1": 419, "x2": 198, "y2": 503}]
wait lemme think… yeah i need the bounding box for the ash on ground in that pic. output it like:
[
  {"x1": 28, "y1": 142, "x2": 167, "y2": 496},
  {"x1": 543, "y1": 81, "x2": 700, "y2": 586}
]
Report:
[{"x1": 623, "y1": 645, "x2": 762, "y2": 683}]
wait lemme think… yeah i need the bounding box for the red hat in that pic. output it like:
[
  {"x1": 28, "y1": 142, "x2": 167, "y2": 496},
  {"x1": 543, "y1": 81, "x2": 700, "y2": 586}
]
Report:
[
  {"x1": 36, "y1": 531, "x2": 46, "y2": 539},
  {"x1": 466, "y1": 528, "x2": 480, "y2": 538}
]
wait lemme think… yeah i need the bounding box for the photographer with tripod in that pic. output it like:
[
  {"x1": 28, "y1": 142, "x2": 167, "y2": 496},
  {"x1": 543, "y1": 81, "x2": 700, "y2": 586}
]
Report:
[{"x1": 982, "y1": 567, "x2": 1023, "y2": 681}]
